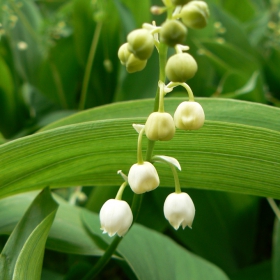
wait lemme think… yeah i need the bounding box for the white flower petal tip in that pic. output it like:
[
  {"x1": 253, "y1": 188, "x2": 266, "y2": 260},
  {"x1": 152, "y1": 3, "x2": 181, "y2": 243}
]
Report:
[
  {"x1": 174, "y1": 101, "x2": 205, "y2": 130},
  {"x1": 99, "y1": 199, "x2": 133, "y2": 237},
  {"x1": 152, "y1": 155, "x2": 181, "y2": 171},
  {"x1": 132, "y1": 124, "x2": 145, "y2": 133},
  {"x1": 128, "y1": 162, "x2": 160, "y2": 194},
  {"x1": 164, "y1": 192, "x2": 195, "y2": 230}
]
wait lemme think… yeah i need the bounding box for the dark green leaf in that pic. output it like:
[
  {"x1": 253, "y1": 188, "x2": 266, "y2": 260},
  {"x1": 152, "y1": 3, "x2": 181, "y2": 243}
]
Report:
[{"x1": 82, "y1": 210, "x2": 230, "y2": 280}]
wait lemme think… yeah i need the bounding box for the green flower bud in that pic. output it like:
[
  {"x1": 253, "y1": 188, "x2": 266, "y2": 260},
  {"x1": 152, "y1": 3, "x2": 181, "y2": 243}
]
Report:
[
  {"x1": 165, "y1": 53, "x2": 197, "y2": 82},
  {"x1": 118, "y1": 42, "x2": 147, "y2": 73},
  {"x1": 174, "y1": 101, "x2": 205, "y2": 130},
  {"x1": 181, "y1": 1, "x2": 210, "y2": 29},
  {"x1": 145, "y1": 112, "x2": 175, "y2": 141},
  {"x1": 118, "y1": 43, "x2": 131, "y2": 65},
  {"x1": 127, "y1": 29, "x2": 154, "y2": 60},
  {"x1": 126, "y1": 55, "x2": 147, "y2": 73},
  {"x1": 160, "y1": 20, "x2": 187, "y2": 47},
  {"x1": 171, "y1": 0, "x2": 192, "y2": 6}
]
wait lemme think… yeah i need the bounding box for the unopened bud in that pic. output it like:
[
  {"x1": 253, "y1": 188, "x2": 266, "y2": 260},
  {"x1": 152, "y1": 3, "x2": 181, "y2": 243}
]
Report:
[
  {"x1": 127, "y1": 29, "x2": 154, "y2": 60},
  {"x1": 145, "y1": 112, "x2": 175, "y2": 141},
  {"x1": 118, "y1": 43, "x2": 131, "y2": 65},
  {"x1": 165, "y1": 53, "x2": 197, "y2": 82},
  {"x1": 160, "y1": 20, "x2": 187, "y2": 47},
  {"x1": 181, "y1": 1, "x2": 210, "y2": 29}
]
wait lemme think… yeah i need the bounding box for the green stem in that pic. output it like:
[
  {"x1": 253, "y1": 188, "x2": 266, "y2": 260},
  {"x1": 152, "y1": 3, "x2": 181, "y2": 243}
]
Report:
[
  {"x1": 79, "y1": 22, "x2": 102, "y2": 110},
  {"x1": 115, "y1": 182, "x2": 127, "y2": 200},
  {"x1": 137, "y1": 128, "x2": 145, "y2": 164},
  {"x1": 158, "y1": 86, "x2": 165, "y2": 113},
  {"x1": 267, "y1": 198, "x2": 280, "y2": 221},
  {"x1": 49, "y1": 61, "x2": 68, "y2": 109},
  {"x1": 82, "y1": 236, "x2": 122, "y2": 280},
  {"x1": 170, "y1": 164, "x2": 181, "y2": 193},
  {"x1": 154, "y1": 43, "x2": 168, "y2": 112},
  {"x1": 167, "y1": 82, "x2": 195, "y2": 101}
]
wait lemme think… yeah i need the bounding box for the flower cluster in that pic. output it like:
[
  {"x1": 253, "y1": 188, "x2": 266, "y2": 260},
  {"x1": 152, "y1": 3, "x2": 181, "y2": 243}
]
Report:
[{"x1": 99, "y1": 0, "x2": 209, "y2": 237}]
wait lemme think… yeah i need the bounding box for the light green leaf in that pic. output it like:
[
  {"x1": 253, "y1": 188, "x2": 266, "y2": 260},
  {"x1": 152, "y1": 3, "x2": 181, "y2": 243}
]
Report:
[
  {"x1": 0, "y1": 191, "x2": 104, "y2": 256},
  {"x1": 0, "y1": 188, "x2": 58, "y2": 280},
  {"x1": 0, "y1": 99, "x2": 279, "y2": 199},
  {"x1": 82, "y1": 210, "x2": 229, "y2": 280},
  {"x1": 41, "y1": 98, "x2": 280, "y2": 131}
]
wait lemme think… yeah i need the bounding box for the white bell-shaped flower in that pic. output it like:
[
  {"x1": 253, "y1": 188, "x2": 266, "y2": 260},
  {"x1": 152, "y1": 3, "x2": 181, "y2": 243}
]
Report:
[
  {"x1": 164, "y1": 192, "x2": 195, "y2": 230},
  {"x1": 128, "y1": 161, "x2": 160, "y2": 194},
  {"x1": 100, "y1": 199, "x2": 133, "y2": 237},
  {"x1": 174, "y1": 101, "x2": 205, "y2": 130}
]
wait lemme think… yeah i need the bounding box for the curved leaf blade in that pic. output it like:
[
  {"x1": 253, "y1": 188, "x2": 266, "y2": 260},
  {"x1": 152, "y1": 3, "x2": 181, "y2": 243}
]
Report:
[
  {"x1": 82, "y1": 210, "x2": 229, "y2": 280},
  {"x1": 0, "y1": 192, "x2": 104, "y2": 257},
  {"x1": 0, "y1": 188, "x2": 58, "y2": 280},
  {"x1": 41, "y1": 98, "x2": 280, "y2": 132},
  {"x1": 0, "y1": 117, "x2": 280, "y2": 199}
]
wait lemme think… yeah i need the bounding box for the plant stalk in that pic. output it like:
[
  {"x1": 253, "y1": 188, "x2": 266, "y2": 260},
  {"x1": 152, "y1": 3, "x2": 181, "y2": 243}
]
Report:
[{"x1": 79, "y1": 22, "x2": 102, "y2": 110}]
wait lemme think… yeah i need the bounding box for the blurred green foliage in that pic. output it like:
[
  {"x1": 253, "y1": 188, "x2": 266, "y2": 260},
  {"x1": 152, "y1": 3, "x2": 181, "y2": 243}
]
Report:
[{"x1": 0, "y1": 0, "x2": 280, "y2": 279}]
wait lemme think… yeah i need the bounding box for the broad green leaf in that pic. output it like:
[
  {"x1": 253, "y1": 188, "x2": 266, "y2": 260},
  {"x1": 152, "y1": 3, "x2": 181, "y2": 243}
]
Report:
[
  {"x1": 153, "y1": 188, "x2": 260, "y2": 274},
  {"x1": 197, "y1": 40, "x2": 259, "y2": 77},
  {"x1": 41, "y1": 98, "x2": 280, "y2": 131},
  {"x1": 82, "y1": 210, "x2": 229, "y2": 280},
  {"x1": 0, "y1": 191, "x2": 228, "y2": 278},
  {"x1": 0, "y1": 192, "x2": 103, "y2": 256},
  {"x1": 219, "y1": 71, "x2": 266, "y2": 103},
  {"x1": 0, "y1": 99, "x2": 280, "y2": 199},
  {"x1": 0, "y1": 188, "x2": 58, "y2": 280}
]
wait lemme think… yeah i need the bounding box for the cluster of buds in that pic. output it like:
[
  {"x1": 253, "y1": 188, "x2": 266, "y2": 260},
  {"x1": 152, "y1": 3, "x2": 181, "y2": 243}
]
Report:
[
  {"x1": 100, "y1": 0, "x2": 209, "y2": 237},
  {"x1": 118, "y1": 28, "x2": 155, "y2": 73}
]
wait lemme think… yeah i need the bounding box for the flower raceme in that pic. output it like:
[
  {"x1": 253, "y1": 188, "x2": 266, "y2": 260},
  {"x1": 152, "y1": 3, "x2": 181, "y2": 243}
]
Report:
[
  {"x1": 100, "y1": 199, "x2": 133, "y2": 237},
  {"x1": 164, "y1": 192, "x2": 195, "y2": 230},
  {"x1": 128, "y1": 161, "x2": 160, "y2": 194}
]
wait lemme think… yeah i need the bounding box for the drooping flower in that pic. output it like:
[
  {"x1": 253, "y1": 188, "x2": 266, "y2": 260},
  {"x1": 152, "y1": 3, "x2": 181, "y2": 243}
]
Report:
[
  {"x1": 164, "y1": 192, "x2": 195, "y2": 230},
  {"x1": 174, "y1": 101, "x2": 205, "y2": 130},
  {"x1": 100, "y1": 199, "x2": 133, "y2": 237},
  {"x1": 128, "y1": 161, "x2": 160, "y2": 194},
  {"x1": 145, "y1": 112, "x2": 175, "y2": 141}
]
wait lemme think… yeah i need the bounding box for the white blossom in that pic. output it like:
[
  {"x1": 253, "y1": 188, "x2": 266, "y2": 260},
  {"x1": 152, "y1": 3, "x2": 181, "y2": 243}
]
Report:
[
  {"x1": 164, "y1": 192, "x2": 195, "y2": 230},
  {"x1": 100, "y1": 199, "x2": 133, "y2": 237},
  {"x1": 174, "y1": 101, "x2": 205, "y2": 130},
  {"x1": 128, "y1": 161, "x2": 160, "y2": 194}
]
